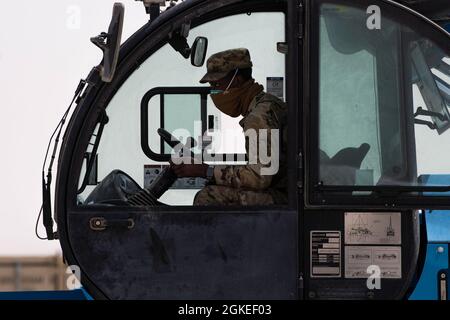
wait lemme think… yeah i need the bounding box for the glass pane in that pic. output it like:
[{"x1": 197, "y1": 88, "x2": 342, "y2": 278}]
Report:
[
  {"x1": 163, "y1": 94, "x2": 202, "y2": 154},
  {"x1": 316, "y1": 1, "x2": 450, "y2": 192},
  {"x1": 318, "y1": 7, "x2": 382, "y2": 186},
  {"x1": 148, "y1": 95, "x2": 161, "y2": 155}
]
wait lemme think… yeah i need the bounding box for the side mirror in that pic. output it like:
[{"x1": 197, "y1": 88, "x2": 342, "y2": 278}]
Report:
[
  {"x1": 91, "y1": 3, "x2": 125, "y2": 83},
  {"x1": 191, "y1": 37, "x2": 208, "y2": 67}
]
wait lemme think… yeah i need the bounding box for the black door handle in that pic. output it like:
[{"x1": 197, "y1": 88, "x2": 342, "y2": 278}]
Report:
[{"x1": 90, "y1": 217, "x2": 135, "y2": 231}]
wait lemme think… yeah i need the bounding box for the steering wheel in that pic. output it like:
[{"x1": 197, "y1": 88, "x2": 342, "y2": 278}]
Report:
[
  {"x1": 85, "y1": 129, "x2": 197, "y2": 207},
  {"x1": 128, "y1": 128, "x2": 197, "y2": 206},
  {"x1": 157, "y1": 128, "x2": 196, "y2": 156},
  {"x1": 157, "y1": 128, "x2": 183, "y2": 149}
]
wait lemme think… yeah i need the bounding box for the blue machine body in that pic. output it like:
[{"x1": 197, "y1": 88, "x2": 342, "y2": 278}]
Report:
[
  {"x1": 0, "y1": 288, "x2": 92, "y2": 300},
  {"x1": 410, "y1": 175, "x2": 450, "y2": 300}
]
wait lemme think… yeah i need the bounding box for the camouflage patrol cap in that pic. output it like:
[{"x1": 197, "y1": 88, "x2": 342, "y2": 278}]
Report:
[{"x1": 199, "y1": 48, "x2": 253, "y2": 84}]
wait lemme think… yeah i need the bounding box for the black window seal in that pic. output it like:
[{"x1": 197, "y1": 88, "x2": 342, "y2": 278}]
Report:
[
  {"x1": 141, "y1": 86, "x2": 210, "y2": 162},
  {"x1": 141, "y1": 86, "x2": 249, "y2": 163}
]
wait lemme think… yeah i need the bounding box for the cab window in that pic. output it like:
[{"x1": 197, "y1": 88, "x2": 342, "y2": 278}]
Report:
[
  {"x1": 310, "y1": 0, "x2": 450, "y2": 206},
  {"x1": 77, "y1": 10, "x2": 287, "y2": 207}
]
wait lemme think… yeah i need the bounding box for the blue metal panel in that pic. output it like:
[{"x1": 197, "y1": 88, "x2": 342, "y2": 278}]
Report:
[
  {"x1": 410, "y1": 244, "x2": 448, "y2": 300},
  {"x1": 426, "y1": 211, "x2": 450, "y2": 243},
  {"x1": 418, "y1": 175, "x2": 450, "y2": 242},
  {"x1": 80, "y1": 287, "x2": 93, "y2": 300},
  {"x1": 0, "y1": 289, "x2": 91, "y2": 300},
  {"x1": 419, "y1": 175, "x2": 450, "y2": 196}
]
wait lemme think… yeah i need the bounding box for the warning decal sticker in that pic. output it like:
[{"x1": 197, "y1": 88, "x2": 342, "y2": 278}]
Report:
[
  {"x1": 345, "y1": 246, "x2": 402, "y2": 279},
  {"x1": 266, "y1": 77, "x2": 284, "y2": 101}
]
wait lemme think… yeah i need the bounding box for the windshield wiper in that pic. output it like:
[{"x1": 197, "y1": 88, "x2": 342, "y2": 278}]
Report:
[
  {"x1": 38, "y1": 79, "x2": 88, "y2": 241},
  {"x1": 77, "y1": 110, "x2": 109, "y2": 195}
]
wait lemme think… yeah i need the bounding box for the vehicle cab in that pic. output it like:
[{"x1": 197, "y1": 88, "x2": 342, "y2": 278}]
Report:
[{"x1": 46, "y1": 0, "x2": 450, "y2": 299}]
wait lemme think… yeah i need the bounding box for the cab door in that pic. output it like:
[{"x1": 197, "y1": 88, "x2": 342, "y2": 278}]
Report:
[
  {"x1": 302, "y1": 0, "x2": 450, "y2": 299},
  {"x1": 57, "y1": 0, "x2": 299, "y2": 300}
]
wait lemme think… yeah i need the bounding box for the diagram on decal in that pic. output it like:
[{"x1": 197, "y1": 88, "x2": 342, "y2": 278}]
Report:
[
  {"x1": 347, "y1": 215, "x2": 373, "y2": 242},
  {"x1": 386, "y1": 216, "x2": 396, "y2": 238},
  {"x1": 351, "y1": 254, "x2": 371, "y2": 260},
  {"x1": 345, "y1": 213, "x2": 401, "y2": 245},
  {"x1": 377, "y1": 253, "x2": 398, "y2": 261}
]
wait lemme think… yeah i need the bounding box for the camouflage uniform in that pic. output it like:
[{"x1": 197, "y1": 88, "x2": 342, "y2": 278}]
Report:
[
  {"x1": 195, "y1": 48, "x2": 288, "y2": 206},
  {"x1": 194, "y1": 92, "x2": 288, "y2": 206}
]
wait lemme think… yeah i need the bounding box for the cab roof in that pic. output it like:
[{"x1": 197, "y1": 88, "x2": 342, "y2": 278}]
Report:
[
  {"x1": 165, "y1": 0, "x2": 449, "y2": 22},
  {"x1": 396, "y1": 0, "x2": 450, "y2": 21}
]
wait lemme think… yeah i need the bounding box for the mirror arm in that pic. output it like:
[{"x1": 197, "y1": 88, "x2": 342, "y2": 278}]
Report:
[
  {"x1": 168, "y1": 32, "x2": 191, "y2": 59},
  {"x1": 90, "y1": 3, "x2": 124, "y2": 83},
  {"x1": 414, "y1": 106, "x2": 447, "y2": 122},
  {"x1": 90, "y1": 32, "x2": 109, "y2": 52},
  {"x1": 414, "y1": 118, "x2": 437, "y2": 130}
]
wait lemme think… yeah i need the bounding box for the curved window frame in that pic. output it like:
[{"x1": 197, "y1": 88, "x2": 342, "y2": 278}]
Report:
[{"x1": 63, "y1": 0, "x2": 296, "y2": 212}]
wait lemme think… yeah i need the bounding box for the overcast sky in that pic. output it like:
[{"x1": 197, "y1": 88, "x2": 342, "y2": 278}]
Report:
[{"x1": 0, "y1": 1, "x2": 148, "y2": 256}]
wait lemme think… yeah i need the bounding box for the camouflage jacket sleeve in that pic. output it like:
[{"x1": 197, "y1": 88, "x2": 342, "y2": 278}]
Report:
[{"x1": 212, "y1": 100, "x2": 280, "y2": 190}]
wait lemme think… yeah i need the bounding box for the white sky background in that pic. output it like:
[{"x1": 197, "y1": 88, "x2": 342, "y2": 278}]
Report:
[{"x1": 0, "y1": 1, "x2": 148, "y2": 256}]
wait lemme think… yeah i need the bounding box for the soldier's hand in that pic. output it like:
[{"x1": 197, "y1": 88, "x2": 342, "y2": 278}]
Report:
[{"x1": 170, "y1": 162, "x2": 208, "y2": 178}]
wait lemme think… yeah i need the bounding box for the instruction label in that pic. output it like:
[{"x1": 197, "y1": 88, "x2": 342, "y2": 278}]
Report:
[
  {"x1": 345, "y1": 212, "x2": 401, "y2": 245},
  {"x1": 345, "y1": 246, "x2": 402, "y2": 279},
  {"x1": 144, "y1": 165, "x2": 206, "y2": 189},
  {"x1": 310, "y1": 231, "x2": 341, "y2": 278}
]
